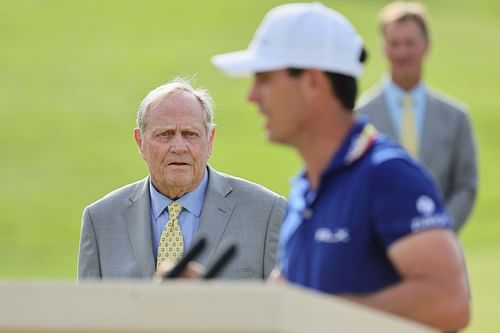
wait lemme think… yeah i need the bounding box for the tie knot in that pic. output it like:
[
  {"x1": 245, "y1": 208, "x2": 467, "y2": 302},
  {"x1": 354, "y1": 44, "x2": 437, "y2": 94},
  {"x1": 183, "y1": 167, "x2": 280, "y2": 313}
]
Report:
[
  {"x1": 167, "y1": 202, "x2": 183, "y2": 218},
  {"x1": 402, "y1": 94, "x2": 413, "y2": 109}
]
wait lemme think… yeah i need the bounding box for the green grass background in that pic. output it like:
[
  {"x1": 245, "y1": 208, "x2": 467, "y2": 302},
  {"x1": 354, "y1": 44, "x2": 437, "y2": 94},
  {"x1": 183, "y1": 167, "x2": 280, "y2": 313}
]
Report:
[{"x1": 1, "y1": 0, "x2": 498, "y2": 331}]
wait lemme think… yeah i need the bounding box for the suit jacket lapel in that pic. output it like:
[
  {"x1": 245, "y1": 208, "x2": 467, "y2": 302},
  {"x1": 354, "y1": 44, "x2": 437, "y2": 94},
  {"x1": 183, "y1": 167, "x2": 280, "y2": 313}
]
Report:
[
  {"x1": 197, "y1": 167, "x2": 235, "y2": 266},
  {"x1": 122, "y1": 178, "x2": 155, "y2": 277}
]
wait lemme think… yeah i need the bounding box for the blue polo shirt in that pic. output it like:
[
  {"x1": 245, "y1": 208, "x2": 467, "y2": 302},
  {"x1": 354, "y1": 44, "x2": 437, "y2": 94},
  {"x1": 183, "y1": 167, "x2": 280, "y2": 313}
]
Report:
[{"x1": 279, "y1": 120, "x2": 452, "y2": 294}]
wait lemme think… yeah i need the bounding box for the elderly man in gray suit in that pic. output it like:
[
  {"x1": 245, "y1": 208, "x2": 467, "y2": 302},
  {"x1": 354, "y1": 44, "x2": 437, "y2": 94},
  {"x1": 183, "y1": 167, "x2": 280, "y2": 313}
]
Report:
[
  {"x1": 78, "y1": 78, "x2": 286, "y2": 280},
  {"x1": 356, "y1": 1, "x2": 478, "y2": 232}
]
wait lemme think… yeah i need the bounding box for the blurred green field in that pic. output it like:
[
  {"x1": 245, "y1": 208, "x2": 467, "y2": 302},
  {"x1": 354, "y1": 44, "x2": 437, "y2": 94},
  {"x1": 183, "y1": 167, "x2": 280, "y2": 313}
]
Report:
[{"x1": 1, "y1": 0, "x2": 498, "y2": 331}]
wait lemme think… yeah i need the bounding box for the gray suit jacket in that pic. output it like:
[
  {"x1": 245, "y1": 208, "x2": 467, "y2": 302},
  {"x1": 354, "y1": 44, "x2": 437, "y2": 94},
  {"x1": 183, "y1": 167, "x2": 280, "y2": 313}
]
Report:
[
  {"x1": 356, "y1": 86, "x2": 478, "y2": 231},
  {"x1": 78, "y1": 167, "x2": 286, "y2": 279}
]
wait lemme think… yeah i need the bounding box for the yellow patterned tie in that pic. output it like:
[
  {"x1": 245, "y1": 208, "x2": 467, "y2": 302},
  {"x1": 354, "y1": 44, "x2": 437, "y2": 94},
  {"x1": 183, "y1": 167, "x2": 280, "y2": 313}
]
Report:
[
  {"x1": 156, "y1": 202, "x2": 184, "y2": 268},
  {"x1": 400, "y1": 94, "x2": 419, "y2": 156}
]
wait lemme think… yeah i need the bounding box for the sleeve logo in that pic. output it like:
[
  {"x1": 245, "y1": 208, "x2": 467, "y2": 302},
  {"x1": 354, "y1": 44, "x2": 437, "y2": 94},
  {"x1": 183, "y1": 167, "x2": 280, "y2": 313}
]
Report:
[
  {"x1": 411, "y1": 195, "x2": 449, "y2": 231},
  {"x1": 416, "y1": 195, "x2": 435, "y2": 216}
]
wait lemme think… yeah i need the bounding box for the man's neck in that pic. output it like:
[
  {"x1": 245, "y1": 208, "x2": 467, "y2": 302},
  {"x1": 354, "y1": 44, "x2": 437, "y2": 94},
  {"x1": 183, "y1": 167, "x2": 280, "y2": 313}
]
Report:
[
  {"x1": 297, "y1": 115, "x2": 355, "y2": 190},
  {"x1": 391, "y1": 73, "x2": 421, "y2": 91},
  {"x1": 151, "y1": 181, "x2": 191, "y2": 201}
]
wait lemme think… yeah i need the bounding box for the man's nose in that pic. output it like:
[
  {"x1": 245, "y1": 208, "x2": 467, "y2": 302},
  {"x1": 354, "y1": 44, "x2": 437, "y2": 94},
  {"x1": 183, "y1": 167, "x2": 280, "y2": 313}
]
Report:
[
  {"x1": 396, "y1": 44, "x2": 411, "y2": 58},
  {"x1": 247, "y1": 82, "x2": 259, "y2": 103},
  {"x1": 169, "y1": 133, "x2": 188, "y2": 153}
]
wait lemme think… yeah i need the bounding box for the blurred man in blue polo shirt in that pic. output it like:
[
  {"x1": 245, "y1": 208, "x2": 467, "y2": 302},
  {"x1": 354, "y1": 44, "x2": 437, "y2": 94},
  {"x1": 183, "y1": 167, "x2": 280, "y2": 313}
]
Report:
[{"x1": 212, "y1": 2, "x2": 470, "y2": 331}]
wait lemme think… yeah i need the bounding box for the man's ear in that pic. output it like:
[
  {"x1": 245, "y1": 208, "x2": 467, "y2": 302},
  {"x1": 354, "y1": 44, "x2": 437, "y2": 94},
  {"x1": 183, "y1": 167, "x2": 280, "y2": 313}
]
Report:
[
  {"x1": 424, "y1": 38, "x2": 431, "y2": 57},
  {"x1": 301, "y1": 69, "x2": 329, "y2": 97},
  {"x1": 134, "y1": 128, "x2": 145, "y2": 159}
]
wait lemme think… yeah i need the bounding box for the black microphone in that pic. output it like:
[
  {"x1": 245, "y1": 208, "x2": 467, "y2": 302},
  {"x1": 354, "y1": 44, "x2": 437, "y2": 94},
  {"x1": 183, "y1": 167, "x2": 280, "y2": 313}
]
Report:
[
  {"x1": 202, "y1": 244, "x2": 237, "y2": 280},
  {"x1": 163, "y1": 237, "x2": 206, "y2": 279}
]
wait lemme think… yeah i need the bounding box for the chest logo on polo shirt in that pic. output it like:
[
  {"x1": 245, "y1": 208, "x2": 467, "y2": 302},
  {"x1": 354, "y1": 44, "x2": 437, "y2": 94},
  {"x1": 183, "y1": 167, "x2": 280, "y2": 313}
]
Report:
[{"x1": 315, "y1": 228, "x2": 350, "y2": 243}]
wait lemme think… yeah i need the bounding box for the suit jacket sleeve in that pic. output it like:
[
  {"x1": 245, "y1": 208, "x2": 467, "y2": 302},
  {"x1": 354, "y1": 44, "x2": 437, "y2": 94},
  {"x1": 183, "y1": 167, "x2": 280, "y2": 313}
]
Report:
[
  {"x1": 446, "y1": 110, "x2": 478, "y2": 231},
  {"x1": 77, "y1": 207, "x2": 102, "y2": 279},
  {"x1": 263, "y1": 196, "x2": 287, "y2": 277}
]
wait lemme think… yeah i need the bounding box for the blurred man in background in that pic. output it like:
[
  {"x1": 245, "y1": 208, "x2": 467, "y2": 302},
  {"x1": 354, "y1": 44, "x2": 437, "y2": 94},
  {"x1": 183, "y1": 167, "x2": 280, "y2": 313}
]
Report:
[
  {"x1": 78, "y1": 78, "x2": 286, "y2": 280},
  {"x1": 356, "y1": 1, "x2": 478, "y2": 232},
  {"x1": 212, "y1": 2, "x2": 470, "y2": 331}
]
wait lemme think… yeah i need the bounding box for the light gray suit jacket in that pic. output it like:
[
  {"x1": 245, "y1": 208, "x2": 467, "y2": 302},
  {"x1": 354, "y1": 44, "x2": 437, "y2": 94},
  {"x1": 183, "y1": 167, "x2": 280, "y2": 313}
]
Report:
[
  {"x1": 78, "y1": 167, "x2": 286, "y2": 280},
  {"x1": 356, "y1": 86, "x2": 478, "y2": 231}
]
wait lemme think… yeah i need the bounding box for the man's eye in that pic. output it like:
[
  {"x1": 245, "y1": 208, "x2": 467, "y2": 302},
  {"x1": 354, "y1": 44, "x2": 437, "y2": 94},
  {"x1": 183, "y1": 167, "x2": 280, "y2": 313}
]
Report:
[
  {"x1": 256, "y1": 74, "x2": 270, "y2": 84},
  {"x1": 157, "y1": 131, "x2": 173, "y2": 137},
  {"x1": 184, "y1": 132, "x2": 199, "y2": 138}
]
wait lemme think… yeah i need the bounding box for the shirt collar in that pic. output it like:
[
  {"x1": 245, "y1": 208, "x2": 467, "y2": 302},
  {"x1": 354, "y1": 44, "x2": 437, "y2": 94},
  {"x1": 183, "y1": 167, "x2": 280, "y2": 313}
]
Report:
[
  {"x1": 326, "y1": 119, "x2": 378, "y2": 173},
  {"x1": 384, "y1": 77, "x2": 426, "y2": 106},
  {"x1": 149, "y1": 168, "x2": 209, "y2": 219},
  {"x1": 292, "y1": 119, "x2": 378, "y2": 200}
]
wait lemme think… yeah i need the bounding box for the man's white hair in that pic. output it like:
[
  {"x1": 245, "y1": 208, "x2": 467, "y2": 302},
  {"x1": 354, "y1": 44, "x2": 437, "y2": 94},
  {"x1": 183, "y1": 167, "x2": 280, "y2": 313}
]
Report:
[{"x1": 136, "y1": 77, "x2": 215, "y2": 134}]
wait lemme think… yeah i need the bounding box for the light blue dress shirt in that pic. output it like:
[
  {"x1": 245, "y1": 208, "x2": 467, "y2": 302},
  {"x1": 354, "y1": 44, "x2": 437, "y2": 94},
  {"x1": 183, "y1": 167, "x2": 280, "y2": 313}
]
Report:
[
  {"x1": 149, "y1": 168, "x2": 208, "y2": 259},
  {"x1": 382, "y1": 78, "x2": 427, "y2": 139}
]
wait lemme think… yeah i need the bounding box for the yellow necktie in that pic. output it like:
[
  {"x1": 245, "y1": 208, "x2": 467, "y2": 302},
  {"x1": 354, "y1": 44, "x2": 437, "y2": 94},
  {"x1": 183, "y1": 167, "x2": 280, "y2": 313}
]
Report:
[
  {"x1": 400, "y1": 94, "x2": 419, "y2": 156},
  {"x1": 157, "y1": 202, "x2": 184, "y2": 268}
]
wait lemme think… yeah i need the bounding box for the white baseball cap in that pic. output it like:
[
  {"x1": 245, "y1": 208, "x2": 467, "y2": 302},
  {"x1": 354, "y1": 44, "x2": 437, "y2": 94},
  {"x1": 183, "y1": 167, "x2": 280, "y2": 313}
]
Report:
[{"x1": 212, "y1": 2, "x2": 364, "y2": 78}]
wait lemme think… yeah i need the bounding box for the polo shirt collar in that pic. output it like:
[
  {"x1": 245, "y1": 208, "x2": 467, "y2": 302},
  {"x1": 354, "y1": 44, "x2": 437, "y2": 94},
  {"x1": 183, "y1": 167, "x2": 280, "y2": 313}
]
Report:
[
  {"x1": 325, "y1": 119, "x2": 378, "y2": 174},
  {"x1": 291, "y1": 120, "x2": 378, "y2": 203}
]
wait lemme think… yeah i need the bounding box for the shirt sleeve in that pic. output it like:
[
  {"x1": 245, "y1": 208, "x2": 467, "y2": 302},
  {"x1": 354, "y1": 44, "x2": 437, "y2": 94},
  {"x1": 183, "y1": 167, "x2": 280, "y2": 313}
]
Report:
[{"x1": 369, "y1": 155, "x2": 452, "y2": 249}]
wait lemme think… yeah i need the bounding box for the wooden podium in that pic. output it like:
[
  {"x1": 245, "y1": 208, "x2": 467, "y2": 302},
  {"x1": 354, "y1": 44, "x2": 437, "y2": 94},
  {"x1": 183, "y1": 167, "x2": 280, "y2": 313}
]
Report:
[{"x1": 0, "y1": 281, "x2": 436, "y2": 333}]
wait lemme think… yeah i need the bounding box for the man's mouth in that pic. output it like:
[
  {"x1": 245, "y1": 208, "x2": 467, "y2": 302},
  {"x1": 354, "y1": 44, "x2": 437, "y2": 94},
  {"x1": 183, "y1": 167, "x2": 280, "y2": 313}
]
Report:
[{"x1": 168, "y1": 162, "x2": 190, "y2": 167}]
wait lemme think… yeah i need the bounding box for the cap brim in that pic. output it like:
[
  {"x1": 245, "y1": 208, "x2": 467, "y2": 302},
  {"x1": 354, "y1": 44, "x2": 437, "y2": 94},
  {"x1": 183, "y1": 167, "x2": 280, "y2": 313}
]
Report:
[{"x1": 211, "y1": 50, "x2": 286, "y2": 77}]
